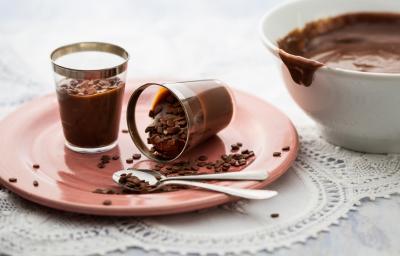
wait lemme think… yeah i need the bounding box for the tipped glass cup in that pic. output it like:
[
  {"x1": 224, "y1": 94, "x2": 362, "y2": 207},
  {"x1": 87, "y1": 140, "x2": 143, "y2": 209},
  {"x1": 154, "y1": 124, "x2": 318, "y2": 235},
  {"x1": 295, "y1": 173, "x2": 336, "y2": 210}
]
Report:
[
  {"x1": 126, "y1": 79, "x2": 235, "y2": 162},
  {"x1": 51, "y1": 42, "x2": 129, "y2": 153}
]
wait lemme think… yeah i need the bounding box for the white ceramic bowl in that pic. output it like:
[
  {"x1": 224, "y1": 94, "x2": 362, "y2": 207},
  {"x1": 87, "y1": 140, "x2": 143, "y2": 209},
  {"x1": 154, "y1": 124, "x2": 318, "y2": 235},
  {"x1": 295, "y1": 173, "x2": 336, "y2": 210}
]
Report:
[{"x1": 260, "y1": 0, "x2": 400, "y2": 153}]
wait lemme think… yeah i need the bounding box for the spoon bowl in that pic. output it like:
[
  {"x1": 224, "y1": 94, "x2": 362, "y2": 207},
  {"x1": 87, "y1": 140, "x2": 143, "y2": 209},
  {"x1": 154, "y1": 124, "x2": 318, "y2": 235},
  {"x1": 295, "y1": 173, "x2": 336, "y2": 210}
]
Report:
[{"x1": 113, "y1": 169, "x2": 164, "y2": 192}]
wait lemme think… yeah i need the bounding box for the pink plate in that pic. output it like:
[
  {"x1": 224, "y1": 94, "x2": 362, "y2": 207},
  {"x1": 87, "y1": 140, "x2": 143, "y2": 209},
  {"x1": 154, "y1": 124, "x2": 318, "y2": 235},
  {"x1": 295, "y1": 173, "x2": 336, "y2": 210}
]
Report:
[{"x1": 0, "y1": 81, "x2": 298, "y2": 216}]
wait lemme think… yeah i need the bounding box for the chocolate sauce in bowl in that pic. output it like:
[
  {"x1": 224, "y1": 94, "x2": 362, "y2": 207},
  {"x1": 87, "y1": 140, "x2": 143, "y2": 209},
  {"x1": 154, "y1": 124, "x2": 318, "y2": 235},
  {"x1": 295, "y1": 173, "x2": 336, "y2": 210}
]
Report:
[{"x1": 278, "y1": 12, "x2": 400, "y2": 86}]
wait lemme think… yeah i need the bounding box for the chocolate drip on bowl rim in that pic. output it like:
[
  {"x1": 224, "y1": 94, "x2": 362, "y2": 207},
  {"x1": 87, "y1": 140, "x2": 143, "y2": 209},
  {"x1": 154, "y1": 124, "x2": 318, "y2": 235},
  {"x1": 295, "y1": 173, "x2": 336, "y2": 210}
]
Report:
[{"x1": 278, "y1": 50, "x2": 323, "y2": 87}]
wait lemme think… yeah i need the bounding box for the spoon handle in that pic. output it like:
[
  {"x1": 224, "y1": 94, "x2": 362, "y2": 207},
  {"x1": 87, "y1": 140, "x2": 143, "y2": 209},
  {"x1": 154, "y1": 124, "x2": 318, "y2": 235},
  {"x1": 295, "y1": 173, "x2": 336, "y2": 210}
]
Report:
[
  {"x1": 160, "y1": 180, "x2": 277, "y2": 200},
  {"x1": 162, "y1": 170, "x2": 268, "y2": 181}
]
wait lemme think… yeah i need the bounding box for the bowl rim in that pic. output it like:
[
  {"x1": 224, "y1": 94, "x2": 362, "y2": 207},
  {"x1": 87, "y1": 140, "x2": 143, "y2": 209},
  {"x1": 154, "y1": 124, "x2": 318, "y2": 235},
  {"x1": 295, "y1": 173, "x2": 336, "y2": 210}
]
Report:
[{"x1": 258, "y1": 0, "x2": 400, "y2": 78}]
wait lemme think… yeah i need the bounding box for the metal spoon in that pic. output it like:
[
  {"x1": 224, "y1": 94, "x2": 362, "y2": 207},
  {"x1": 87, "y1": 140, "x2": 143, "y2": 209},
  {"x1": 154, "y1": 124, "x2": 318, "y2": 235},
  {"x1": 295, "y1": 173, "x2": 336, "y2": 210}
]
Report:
[{"x1": 112, "y1": 169, "x2": 277, "y2": 200}]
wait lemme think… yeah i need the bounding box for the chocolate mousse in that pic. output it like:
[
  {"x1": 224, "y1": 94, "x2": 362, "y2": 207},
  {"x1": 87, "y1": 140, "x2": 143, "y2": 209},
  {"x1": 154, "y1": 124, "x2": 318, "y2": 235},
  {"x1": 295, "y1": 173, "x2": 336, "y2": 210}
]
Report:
[
  {"x1": 278, "y1": 12, "x2": 400, "y2": 86},
  {"x1": 56, "y1": 77, "x2": 125, "y2": 149},
  {"x1": 145, "y1": 89, "x2": 188, "y2": 159}
]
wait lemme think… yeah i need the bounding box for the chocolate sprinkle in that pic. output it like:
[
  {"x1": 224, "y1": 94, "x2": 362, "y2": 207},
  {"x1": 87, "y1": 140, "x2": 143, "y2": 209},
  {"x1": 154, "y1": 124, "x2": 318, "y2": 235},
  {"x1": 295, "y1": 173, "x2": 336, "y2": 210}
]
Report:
[
  {"x1": 101, "y1": 155, "x2": 110, "y2": 161},
  {"x1": 103, "y1": 200, "x2": 112, "y2": 206},
  {"x1": 231, "y1": 144, "x2": 240, "y2": 151},
  {"x1": 132, "y1": 153, "x2": 141, "y2": 160},
  {"x1": 198, "y1": 155, "x2": 208, "y2": 161},
  {"x1": 273, "y1": 152, "x2": 281, "y2": 157}
]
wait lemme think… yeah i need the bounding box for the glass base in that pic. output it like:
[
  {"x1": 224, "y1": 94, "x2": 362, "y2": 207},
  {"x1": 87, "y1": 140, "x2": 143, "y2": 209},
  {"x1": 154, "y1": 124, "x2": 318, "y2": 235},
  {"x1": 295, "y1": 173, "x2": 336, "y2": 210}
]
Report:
[{"x1": 65, "y1": 140, "x2": 118, "y2": 154}]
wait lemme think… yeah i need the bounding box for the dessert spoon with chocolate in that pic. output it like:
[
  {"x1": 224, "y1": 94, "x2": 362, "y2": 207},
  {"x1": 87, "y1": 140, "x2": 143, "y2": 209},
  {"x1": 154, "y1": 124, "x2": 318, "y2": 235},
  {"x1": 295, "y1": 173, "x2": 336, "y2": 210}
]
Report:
[{"x1": 112, "y1": 169, "x2": 277, "y2": 200}]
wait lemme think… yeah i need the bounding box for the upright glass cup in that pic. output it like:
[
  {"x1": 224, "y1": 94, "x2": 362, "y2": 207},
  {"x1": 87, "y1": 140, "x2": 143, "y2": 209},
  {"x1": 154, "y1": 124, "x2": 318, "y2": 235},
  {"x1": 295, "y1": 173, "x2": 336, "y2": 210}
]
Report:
[
  {"x1": 51, "y1": 42, "x2": 129, "y2": 153},
  {"x1": 126, "y1": 79, "x2": 235, "y2": 162}
]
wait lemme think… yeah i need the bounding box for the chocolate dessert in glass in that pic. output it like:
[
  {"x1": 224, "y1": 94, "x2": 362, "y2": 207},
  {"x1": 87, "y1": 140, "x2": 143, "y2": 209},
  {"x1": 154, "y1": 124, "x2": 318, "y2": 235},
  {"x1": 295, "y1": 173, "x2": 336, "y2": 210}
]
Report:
[
  {"x1": 51, "y1": 42, "x2": 129, "y2": 153},
  {"x1": 126, "y1": 79, "x2": 235, "y2": 162}
]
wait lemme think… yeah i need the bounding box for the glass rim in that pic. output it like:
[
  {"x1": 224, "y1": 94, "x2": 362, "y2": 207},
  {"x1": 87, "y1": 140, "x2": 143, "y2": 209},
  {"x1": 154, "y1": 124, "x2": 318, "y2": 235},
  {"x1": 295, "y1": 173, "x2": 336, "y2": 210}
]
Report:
[{"x1": 50, "y1": 42, "x2": 129, "y2": 79}]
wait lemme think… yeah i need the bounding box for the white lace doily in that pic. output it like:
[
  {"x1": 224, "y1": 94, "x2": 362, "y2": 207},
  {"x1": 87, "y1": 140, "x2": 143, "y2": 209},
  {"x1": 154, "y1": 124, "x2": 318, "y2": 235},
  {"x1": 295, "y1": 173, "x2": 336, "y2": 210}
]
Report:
[{"x1": 1, "y1": 128, "x2": 400, "y2": 256}]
